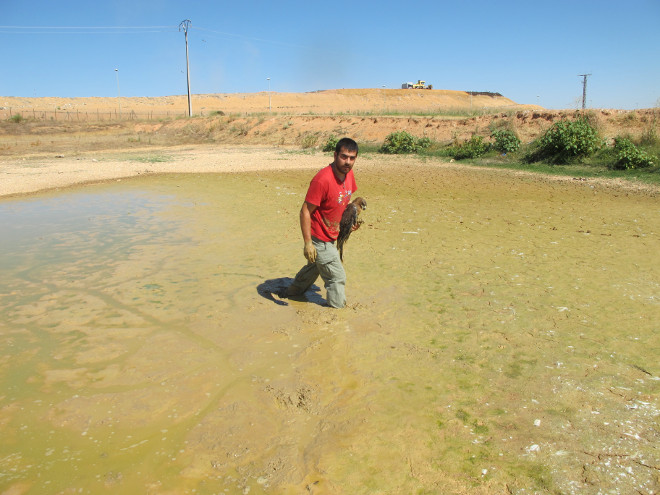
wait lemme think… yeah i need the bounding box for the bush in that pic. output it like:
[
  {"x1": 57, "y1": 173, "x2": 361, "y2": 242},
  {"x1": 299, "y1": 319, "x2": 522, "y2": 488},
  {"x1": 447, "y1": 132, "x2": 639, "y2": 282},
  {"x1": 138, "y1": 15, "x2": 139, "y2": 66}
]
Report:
[
  {"x1": 534, "y1": 119, "x2": 602, "y2": 163},
  {"x1": 416, "y1": 136, "x2": 432, "y2": 150},
  {"x1": 322, "y1": 135, "x2": 339, "y2": 152},
  {"x1": 9, "y1": 114, "x2": 23, "y2": 123},
  {"x1": 380, "y1": 131, "x2": 429, "y2": 154},
  {"x1": 452, "y1": 135, "x2": 490, "y2": 160},
  {"x1": 611, "y1": 137, "x2": 656, "y2": 169},
  {"x1": 491, "y1": 129, "x2": 520, "y2": 153},
  {"x1": 380, "y1": 131, "x2": 417, "y2": 153}
]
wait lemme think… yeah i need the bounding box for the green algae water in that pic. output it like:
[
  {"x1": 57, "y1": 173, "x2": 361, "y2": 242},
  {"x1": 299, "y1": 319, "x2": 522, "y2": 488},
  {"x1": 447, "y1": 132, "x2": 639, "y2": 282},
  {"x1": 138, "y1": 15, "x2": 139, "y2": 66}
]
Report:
[{"x1": 1, "y1": 168, "x2": 659, "y2": 494}]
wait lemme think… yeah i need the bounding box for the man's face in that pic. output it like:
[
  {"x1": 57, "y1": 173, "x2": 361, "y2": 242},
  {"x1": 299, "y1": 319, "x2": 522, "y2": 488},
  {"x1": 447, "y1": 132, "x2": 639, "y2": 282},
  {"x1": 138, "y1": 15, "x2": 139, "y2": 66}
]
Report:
[{"x1": 333, "y1": 147, "x2": 358, "y2": 175}]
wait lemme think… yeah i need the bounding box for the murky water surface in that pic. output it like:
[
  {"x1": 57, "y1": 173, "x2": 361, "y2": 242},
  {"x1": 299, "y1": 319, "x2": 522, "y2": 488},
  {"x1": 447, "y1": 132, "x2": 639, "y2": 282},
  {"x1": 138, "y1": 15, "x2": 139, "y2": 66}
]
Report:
[{"x1": 1, "y1": 168, "x2": 658, "y2": 494}]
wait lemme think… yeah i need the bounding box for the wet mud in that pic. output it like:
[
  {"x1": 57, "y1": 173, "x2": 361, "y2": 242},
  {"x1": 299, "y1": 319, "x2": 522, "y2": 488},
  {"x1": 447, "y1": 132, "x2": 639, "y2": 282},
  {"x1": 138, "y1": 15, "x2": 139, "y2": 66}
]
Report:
[{"x1": 0, "y1": 165, "x2": 658, "y2": 494}]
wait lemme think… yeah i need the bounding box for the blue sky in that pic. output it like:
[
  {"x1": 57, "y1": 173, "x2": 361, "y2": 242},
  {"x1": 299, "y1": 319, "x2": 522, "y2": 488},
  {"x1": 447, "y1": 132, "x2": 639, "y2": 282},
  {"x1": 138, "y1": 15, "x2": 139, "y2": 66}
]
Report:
[{"x1": 1, "y1": 0, "x2": 658, "y2": 109}]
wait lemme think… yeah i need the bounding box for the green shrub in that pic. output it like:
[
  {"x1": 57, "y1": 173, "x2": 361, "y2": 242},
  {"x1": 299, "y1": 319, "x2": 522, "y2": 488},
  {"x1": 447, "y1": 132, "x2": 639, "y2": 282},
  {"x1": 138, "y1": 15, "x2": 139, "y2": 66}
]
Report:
[
  {"x1": 322, "y1": 135, "x2": 339, "y2": 152},
  {"x1": 416, "y1": 136, "x2": 432, "y2": 150},
  {"x1": 534, "y1": 119, "x2": 602, "y2": 163},
  {"x1": 379, "y1": 132, "x2": 433, "y2": 154},
  {"x1": 491, "y1": 129, "x2": 520, "y2": 153},
  {"x1": 9, "y1": 114, "x2": 23, "y2": 123},
  {"x1": 611, "y1": 137, "x2": 656, "y2": 169},
  {"x1": 452, "y1": 135, "x2": 490, "y2": 160},
  {"x1": 380, "y1": 131, "x2": 419, "y2": 154}
]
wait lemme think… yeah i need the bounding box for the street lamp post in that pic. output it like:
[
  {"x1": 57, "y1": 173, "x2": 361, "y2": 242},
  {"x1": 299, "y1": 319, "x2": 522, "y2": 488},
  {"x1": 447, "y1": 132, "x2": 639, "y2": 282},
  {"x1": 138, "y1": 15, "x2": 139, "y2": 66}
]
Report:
[
  {"x1": 114, "y1": 68, "x2": 121, "y2": 120},
  {"x1": 266, "y1": 77, "x2": 271, "y2": 112}
]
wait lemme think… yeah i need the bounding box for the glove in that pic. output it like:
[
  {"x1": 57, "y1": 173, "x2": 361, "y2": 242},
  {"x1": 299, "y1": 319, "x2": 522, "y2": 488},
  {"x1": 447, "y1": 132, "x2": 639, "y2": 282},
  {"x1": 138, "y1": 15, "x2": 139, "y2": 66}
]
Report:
[{"x1": 303, "y1": 240, "x2": 317, "y2": 263}]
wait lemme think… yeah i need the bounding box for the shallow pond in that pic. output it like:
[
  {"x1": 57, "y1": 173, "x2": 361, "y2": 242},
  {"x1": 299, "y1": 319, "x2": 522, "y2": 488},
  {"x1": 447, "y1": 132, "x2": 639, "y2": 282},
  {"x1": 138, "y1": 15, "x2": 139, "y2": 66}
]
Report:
[{"x1": 1, "y1": 167, "x2": 658, "y2": 494}]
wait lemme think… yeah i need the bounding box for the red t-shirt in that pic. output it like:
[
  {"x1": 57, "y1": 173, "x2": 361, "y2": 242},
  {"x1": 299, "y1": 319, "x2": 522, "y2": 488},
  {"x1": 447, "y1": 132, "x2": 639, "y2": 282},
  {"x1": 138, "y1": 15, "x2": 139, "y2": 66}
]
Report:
[{"x1": 305, "y1": 165, "x2": 357, "y2": 242}]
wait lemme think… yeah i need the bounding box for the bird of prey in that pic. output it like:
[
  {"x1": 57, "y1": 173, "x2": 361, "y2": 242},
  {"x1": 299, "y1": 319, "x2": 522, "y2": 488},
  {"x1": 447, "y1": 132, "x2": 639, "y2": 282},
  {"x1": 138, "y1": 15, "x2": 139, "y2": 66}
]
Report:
[{"x1": 337, "y1": 197, "x2": 367, "y2": 261}]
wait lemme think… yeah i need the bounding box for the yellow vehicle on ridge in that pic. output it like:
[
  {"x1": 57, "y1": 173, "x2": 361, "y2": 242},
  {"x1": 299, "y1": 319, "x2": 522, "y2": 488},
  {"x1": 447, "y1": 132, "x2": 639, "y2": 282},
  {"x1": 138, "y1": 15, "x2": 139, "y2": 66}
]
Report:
[{"x1": 401, "y1": 80, "x2": 433, "y2": 89}]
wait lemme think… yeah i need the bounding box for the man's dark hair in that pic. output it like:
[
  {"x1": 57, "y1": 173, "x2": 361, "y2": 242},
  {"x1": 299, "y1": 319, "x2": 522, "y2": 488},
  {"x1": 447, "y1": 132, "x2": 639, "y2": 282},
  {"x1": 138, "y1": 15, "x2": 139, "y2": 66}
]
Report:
[{"x1": 335, "y1": 137, "x2": 358, "y2": 155}]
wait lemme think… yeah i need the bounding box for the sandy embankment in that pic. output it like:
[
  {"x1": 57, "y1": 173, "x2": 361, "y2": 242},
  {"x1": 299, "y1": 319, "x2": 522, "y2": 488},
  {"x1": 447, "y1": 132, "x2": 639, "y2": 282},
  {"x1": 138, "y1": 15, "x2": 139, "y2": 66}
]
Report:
[
  {"x1": 2, "y1": 144, "x2": 658, "y2": 200},
  {"x1": 2, "y1": 143, "x2": 659, "y2": 199},
  {"x1": 0, "y1": 89, "x2": 529, "y2": 118},
  {"x1": 0, "y1": 146, "x2": 327, "y2": 198}
]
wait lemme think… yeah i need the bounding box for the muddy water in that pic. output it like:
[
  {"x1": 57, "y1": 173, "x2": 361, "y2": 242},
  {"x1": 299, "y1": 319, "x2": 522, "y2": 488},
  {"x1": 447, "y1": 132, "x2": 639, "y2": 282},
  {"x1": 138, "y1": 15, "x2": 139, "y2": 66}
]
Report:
[{"x1": 1, "y1": 166, "x2": 658, "y2": 495}]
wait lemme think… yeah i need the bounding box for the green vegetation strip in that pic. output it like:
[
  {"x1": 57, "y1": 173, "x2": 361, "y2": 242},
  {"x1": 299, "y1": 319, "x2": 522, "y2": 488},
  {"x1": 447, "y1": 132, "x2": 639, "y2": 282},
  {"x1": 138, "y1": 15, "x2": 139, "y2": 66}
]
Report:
[{"x1": 318, "y1": 114, "x2": 659, "y2": 186}]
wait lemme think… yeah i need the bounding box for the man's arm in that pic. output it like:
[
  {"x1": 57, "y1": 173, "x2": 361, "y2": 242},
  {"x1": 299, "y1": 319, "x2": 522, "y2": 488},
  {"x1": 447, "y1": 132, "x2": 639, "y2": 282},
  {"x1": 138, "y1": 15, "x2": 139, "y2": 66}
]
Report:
[{"x1": 300, "y1": 201, "x2": 318, "y2": 263}]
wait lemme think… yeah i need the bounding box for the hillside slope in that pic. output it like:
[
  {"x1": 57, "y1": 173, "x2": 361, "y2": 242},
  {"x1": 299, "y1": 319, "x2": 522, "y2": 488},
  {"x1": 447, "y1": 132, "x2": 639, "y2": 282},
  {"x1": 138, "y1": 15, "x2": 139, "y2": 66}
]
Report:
[{"x1": 1, "y1": 88, "x2": 531, "y2": 118}]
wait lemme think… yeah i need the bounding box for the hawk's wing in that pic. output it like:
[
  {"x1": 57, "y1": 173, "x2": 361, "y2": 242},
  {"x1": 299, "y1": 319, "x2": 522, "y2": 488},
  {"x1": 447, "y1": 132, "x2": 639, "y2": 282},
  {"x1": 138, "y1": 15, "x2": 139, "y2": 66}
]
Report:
[{"x1": 337, "y1": 204, "x2": 358, "y2": 261}]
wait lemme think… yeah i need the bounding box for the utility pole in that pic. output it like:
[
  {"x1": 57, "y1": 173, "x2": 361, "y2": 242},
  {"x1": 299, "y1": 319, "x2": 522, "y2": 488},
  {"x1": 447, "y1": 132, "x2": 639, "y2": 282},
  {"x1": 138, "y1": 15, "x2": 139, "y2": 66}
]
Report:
[
  {"x1": 114, "y1": 68, "x2": 121, "y2": 119},
  {"x1": 578, "y1": 74, "x2": 591, "y2": 110},
  {"x1": 179, "y1": 19, "x2": 192, "y2": 117}
]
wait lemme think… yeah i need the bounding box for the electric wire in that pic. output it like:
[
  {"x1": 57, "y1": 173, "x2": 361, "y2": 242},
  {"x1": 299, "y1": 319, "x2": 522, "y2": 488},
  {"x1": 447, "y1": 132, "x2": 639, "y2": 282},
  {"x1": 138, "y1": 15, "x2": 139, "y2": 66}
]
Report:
[{"x1": 0, "y1": 24, "x2": 303, "y2": 48}]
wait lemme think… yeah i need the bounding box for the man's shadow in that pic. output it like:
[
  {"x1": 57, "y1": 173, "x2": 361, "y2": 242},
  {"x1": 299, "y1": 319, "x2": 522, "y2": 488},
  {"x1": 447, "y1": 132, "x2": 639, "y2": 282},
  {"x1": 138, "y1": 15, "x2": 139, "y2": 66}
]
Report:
[{"x1": 256, "y1": 277, "x2": 326, "y2": 306}]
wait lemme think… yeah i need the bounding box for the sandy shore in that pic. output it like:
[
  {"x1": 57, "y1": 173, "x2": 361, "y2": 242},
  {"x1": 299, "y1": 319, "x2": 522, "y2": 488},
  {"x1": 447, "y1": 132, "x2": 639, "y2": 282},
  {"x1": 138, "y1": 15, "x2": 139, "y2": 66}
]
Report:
[
  {"x1": 0, "y1": 145, "x2": 329, "y2": 198},
  {"x1": 2, "y1": 144, "x2": 658, "y2": 200}
]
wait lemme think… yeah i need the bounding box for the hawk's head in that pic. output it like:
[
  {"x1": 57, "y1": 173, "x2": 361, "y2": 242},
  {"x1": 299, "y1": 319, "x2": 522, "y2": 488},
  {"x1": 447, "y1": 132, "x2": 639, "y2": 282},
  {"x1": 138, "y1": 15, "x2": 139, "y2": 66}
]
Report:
[{"x1": 353, "y1": 197, "x2": 367, "y2": 211}]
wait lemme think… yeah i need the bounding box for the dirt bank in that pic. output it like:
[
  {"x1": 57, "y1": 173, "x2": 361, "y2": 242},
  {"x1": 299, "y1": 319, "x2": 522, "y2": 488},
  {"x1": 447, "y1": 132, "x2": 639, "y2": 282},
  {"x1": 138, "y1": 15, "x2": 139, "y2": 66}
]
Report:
[
  {"x1": 1, "y1": 108, "x2": 657, "y2": 160},
  {"x1": 1, "y1": 88, "x2": 656, "y2": 160}
]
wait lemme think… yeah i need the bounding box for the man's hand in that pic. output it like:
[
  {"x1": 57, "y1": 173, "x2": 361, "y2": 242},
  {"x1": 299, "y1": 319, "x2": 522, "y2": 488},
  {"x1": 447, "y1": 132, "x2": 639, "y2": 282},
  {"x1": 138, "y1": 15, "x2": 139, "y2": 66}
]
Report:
[
  {"x1": 303, "y1": 240, "x2": 317, "y2": 263},
  {"x1": 351, "y1": 220, "x2": 363, "y2": 232}
]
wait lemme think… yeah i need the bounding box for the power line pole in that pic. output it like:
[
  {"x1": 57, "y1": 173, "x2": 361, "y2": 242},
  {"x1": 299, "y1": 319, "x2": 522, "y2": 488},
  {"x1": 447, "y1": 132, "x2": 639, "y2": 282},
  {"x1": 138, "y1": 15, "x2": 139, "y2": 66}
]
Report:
[
  {"x1": 114, "y1": 68, "x2": 121, "y2": 120},
  {"x1": 578, "y1": 74, "x2": 591, "y2": 110},
  {"x1": 179, "y1": 19, "x2": 192, "y2": 117}
]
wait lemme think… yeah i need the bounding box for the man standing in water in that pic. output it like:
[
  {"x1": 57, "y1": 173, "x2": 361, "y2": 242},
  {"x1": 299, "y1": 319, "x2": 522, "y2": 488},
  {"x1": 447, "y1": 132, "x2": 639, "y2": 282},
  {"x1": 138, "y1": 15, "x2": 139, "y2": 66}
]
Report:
[{"x1": 280, "y1": 137, "x2": 360, "y2": 308}]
